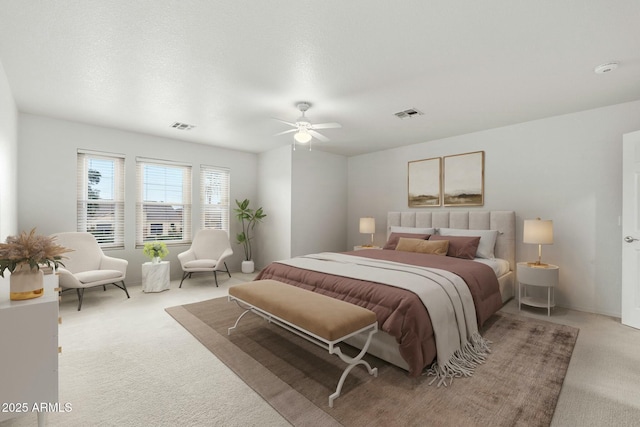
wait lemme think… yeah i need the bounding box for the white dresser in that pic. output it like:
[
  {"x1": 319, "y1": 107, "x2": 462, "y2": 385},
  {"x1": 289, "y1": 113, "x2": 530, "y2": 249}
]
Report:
[{"x1": 0, "y1": 272, "x2": 59, "y2": 426}]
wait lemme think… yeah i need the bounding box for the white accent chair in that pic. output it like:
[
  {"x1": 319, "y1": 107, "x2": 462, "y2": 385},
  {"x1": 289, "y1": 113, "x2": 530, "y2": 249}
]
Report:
[
  {"x1": 177, "y1": 229, "x2": 233, "y2": 288},
  {"x1": 51, "y1": 232, "x2": 129, "y2": 311}
]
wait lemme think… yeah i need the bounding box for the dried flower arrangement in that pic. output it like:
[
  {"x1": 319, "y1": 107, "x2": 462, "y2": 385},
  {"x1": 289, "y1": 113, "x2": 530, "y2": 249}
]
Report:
[
  {"x1": 0, "y1": 228, "x2": 71, "y2": 277},
  {"x1": 143, "y1": 241, "x2": 169, "y2": 260}
]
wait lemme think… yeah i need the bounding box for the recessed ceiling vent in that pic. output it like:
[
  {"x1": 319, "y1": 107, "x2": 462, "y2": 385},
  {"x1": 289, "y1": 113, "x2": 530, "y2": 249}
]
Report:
[
  {"x1": 394, "y1": 108, "x2": 424, "y2": 120},
  {"x1": 171, "y1": 122, "x2": 196, "y2": 131}
]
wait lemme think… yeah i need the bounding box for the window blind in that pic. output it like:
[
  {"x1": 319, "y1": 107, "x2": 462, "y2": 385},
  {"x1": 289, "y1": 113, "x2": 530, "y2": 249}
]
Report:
[
  {"x1": 200, "y1": 165, "x2": 230, "y2": 232},
  {"x1": 136, "y1": 157, "x2": 192, "y2": 246},
  {"x1": 77, "y1": 150, "x2": 125, "y2": 249}
]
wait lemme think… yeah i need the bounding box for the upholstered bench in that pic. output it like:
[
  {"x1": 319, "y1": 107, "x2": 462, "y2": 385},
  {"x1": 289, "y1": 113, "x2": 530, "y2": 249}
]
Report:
[{"x1": 228, "y1": 279, "x2": 378, "y2": 407}]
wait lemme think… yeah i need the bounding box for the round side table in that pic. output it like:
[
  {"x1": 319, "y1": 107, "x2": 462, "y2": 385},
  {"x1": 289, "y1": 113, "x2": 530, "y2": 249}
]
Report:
[{"x1": 517, "y1": 262, "x2": 559, "y2": 316}]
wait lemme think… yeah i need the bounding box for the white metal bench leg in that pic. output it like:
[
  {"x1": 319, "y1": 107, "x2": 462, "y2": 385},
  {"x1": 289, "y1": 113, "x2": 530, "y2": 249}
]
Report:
[
  {"x1": 227, "y1": 294, "x2": 378, "y2": 408},
  {"x1": 228, "y1": 309, "x2": 252, "y2": 335},
  {"x1": 328, "y1": 328, "x2": 378, "y2": 408}
]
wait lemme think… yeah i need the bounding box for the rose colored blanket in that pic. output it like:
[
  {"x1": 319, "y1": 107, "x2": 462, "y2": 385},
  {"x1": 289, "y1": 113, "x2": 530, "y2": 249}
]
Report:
[{"x1": 255, "y1": 249, "x2": 502, "y2": 377}]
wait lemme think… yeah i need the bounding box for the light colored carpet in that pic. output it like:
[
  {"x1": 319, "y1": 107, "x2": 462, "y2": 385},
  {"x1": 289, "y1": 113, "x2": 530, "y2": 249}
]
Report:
[
  {"x1": 1, "y1": 273, "x2": 288, "y2": 427},
  {"x1": 167, "y1": 297, "x2": 578, "y2": 426},
  {"x1": 2, "y1": 272, "x2": 640, "y2": 426},
  {"x1": 501, "y1": 304, "x2": 640, "y2": 427}
]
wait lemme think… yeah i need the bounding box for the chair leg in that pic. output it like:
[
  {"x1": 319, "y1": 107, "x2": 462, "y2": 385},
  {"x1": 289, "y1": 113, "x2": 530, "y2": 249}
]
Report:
[
  {"x1": 111, "y1": 280, "x2": 130, "y2": 299},
  {"x1": 213, "y1": 270, "x2": 219, "y2": 287},
  {"x1": 224, "y1": 262, "x2": 231, "y2": 278},
  {"x1": 103, "y1": 285, "x2": 107, "y2": 291},
  {"x1": 179, "y1": 271, "x2": 191, "y2": 288},
  {"x1": 76, "y1": 288, "x2": 84, "y2": 311}
]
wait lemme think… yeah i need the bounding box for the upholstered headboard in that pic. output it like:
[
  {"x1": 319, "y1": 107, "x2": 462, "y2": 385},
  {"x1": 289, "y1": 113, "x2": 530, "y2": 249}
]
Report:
[{"x1": 387, "y1": 211, "x2": 516, "y2": 272}]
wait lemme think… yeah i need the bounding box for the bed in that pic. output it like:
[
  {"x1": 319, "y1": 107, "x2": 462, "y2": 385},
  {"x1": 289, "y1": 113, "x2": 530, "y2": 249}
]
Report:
[
  {"x1": 386, "y1": 210, "x2": 516, "y2": 304},
  {"x1": 255, "y1": 210, "x2": 516, "y2": 378}
]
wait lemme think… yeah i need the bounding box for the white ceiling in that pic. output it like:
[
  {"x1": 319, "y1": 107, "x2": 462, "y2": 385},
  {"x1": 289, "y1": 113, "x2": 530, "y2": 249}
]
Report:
[{"x1": 0, "y1": 1, "x2": 638, "y2": 156}]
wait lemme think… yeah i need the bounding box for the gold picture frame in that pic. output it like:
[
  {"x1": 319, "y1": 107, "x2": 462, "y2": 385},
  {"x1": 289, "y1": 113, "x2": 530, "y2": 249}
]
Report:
[
  {"x1": 408, "y1": 157, "x2": 441, "y2": 207},
  {"x1": 443, "y1": 151, "x2": 484, "y2": 206}
]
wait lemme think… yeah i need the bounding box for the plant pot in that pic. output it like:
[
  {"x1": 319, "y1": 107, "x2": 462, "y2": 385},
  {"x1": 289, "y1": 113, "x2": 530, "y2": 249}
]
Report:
[
  {"x1": 10, "y1": 264, "x2": 44, "y2": 300},
  {"x1": 241, "y1": 260, "x2": 255, "y2": 274},
  {"x1": 152, "y1": 257, "x2": 161, "y2": 264}
]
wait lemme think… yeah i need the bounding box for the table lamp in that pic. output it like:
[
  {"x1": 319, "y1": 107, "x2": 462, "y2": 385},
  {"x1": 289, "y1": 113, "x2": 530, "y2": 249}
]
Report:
[
  {"x1": 523, "y1": 218, "x2": 553, "y2": 267},
  {"x1": 359, "y1": 217, "x2": 375, "y2": 247}
]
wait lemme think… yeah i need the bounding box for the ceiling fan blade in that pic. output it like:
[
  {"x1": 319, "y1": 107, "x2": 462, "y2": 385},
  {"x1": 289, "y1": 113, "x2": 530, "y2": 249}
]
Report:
[
  {"x1": 309, "y1": 130, "x2": 329, "y2": 142},
  {"x1": 272, "y1": 118, "x2": 298, "y2": 128},
  {"x1": 274, "y1": 129, "x2": 297, "y2": 136},
  {"x1": 311, "y1": 122, "x2": 342, "y2": 130}
]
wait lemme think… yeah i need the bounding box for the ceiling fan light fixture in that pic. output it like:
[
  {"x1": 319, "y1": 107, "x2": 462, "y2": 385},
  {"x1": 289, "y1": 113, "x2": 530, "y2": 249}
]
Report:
[
  {"x1": 274, "y1": 101, "x2": 341, "y2": 150},
  {"x1": 294, "y1": 128, "x2": 312, "y2": 143}
]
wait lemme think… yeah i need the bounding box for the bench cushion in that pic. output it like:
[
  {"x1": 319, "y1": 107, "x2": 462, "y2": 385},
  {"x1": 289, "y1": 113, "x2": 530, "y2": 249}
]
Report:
[{"x1": 229, "y1": 280, "x2": 377, "y2": 341}]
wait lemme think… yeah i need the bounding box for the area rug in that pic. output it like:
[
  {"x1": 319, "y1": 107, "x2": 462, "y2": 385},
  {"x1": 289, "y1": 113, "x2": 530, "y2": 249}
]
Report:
[{"x1": 166, "y1": 297, "x2": 579, "y2": 427}]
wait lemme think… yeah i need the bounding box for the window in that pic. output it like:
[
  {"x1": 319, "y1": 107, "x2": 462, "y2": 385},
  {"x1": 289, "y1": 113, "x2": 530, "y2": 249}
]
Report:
[
  {"x1": 136, "y1": 158, "x2": 192, "y2": 246},
  {"x1": 200, "y1": 165, "x2": 230, "y2": 232},
  {"x1": 77, "y1": 151, "x2": 125, "y2": 249}
]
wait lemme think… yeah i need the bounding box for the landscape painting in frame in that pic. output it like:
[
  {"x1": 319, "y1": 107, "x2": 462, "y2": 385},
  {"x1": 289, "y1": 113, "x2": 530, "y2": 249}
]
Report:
[
  {"x1": 408, "y1": 157, "x2": 441, "y2": 207},
  {"x1": 443, "y1": 151, "x2": 484, "y2": 206}
]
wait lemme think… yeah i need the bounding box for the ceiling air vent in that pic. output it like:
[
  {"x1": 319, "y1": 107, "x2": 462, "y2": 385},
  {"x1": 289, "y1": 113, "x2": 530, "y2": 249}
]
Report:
[
  {"x1": 394, "y1": 108, "x2": 424, "y2": 120},
  {"x1": 170, "y1": 122, "x2": 196, "y2": 131}
]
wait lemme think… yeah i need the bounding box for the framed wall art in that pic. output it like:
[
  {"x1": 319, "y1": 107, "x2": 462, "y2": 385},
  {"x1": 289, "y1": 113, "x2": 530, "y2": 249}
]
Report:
[
  {"x1": 443, "y1": 151, "x2": 484, "y2": 206},
  {"x1": 408, "y1": 157, "x2": 441, "y2": 207}
]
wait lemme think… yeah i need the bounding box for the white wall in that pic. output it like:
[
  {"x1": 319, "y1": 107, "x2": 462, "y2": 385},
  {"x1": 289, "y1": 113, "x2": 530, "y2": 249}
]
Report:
[
  {"x1": 18, "y1": 114, "x2": 258, "y2": 284},
  {"x1": 348, "y1": 100, "x2": 640, "y2": 317},
  {"x1": 257, "y1": 145, "x2": 292, "y2": 268},
  {"x1": 0, "y1": 60, "x2": 18, "y2": 241},
  {"x1": 291, "y1": 149, "x2": 348, "y2": 256},
  {"x1": 256, "y1": 146, "x2": 348, "y2": 268}
]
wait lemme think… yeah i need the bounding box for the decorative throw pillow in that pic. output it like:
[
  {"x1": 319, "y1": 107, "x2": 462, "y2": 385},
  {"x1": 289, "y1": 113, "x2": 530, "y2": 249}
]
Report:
[
  {"x1": 383, "y1": 232, "x2": 431, "y2": 250},
  {"x1": 429, "y1": 235, "x2": 480, "y2": 260},
  {"x1": 437, "y1": 228, "x2": 499, "y2": 259},
  {"x1": 395, "y1": 237, "x2": 449, "y2": 256}
]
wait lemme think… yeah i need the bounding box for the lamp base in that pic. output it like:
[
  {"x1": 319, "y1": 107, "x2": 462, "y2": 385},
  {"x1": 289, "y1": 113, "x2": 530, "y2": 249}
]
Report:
[{"x1": 527, "y1": 261, "x2": 549, "y2": 268}]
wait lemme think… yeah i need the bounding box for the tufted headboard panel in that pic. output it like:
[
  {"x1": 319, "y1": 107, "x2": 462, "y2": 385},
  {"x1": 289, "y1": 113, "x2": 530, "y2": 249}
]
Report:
[{"x1": 387, "y1": 211, "x2": 516, "y2": 271}]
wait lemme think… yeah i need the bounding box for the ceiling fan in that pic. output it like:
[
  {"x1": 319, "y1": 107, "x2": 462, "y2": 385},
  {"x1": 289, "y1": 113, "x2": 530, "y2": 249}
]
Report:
[{"x1": 273, "y1": 102, "x2": 342, "y2": 150}]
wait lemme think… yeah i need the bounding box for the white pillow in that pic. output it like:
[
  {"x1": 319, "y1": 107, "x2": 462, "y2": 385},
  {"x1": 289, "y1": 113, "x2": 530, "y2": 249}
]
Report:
[
  {"x1": 389, "y1": 226, "x2": 435, "y2": 235},
  {"x1": 438, "y1": 227, "x2": 498, "y2": 259}
]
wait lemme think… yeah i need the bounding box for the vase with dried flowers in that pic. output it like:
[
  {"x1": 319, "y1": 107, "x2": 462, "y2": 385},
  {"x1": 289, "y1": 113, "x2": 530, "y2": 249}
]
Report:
[{"x1": 0, "y1": 229, "x2": 71, "y2": 300}]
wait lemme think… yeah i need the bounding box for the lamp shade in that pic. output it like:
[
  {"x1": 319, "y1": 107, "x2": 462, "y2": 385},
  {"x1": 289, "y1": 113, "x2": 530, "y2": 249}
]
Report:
[
  {"x1": 359, "y1": 217, "x2": 375, "y2": 234},
  {"x1": 523, "y1": 219, "x2": 553, "y2": 245}
]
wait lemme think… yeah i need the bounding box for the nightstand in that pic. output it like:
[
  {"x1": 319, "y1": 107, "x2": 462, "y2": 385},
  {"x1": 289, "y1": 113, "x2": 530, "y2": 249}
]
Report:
[
  {"x1": 353, "y1": 245, "x2": 382, "y2": 251},
  {"x1": 517, "y1": 262, "x2": 559, "y2": 316}
]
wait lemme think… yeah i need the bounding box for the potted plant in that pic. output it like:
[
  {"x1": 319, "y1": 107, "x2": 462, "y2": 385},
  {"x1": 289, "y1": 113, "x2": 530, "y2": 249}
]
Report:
[
  {"x1": 0, "y1": 228, "x2": 71, "y2": 300},
  {"x1": 234, "y1": 198, "x2": 266, "y2": 273},
  {"x1": 143, "y1": 241, "x2": 169, "y2": 264}
]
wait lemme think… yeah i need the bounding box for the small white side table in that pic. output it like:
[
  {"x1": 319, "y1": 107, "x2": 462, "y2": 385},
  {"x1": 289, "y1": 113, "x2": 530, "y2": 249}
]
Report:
[
  {"x1": 353, "y1": 245, "x2": 382, "y2": 251},
  {"x1": 517, "y1": 262, "x2": 559, "y2": 316},
  {"x1": 142, "y1": 261, "x2": 170, "y2": 293}
]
